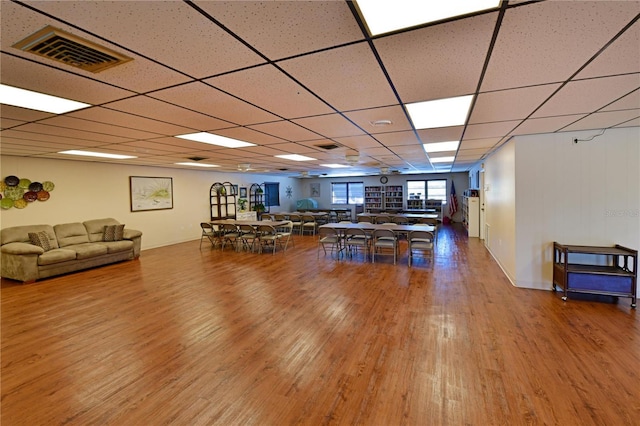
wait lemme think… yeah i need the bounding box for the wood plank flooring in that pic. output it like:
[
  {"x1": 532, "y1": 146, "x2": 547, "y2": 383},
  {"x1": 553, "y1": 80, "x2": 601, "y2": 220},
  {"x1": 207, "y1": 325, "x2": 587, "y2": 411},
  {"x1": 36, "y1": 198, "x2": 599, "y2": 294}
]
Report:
[{"x1": 2, "y1": 224, "x2": 639, "y2": 425}]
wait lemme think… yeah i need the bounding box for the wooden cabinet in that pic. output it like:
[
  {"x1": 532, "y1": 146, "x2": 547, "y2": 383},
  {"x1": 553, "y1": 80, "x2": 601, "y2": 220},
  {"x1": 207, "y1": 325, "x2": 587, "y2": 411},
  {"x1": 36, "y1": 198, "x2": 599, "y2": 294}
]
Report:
[
  {"x1": 462, "y1": 196, "x2": 479, "y2": 237},
  {"x1": 553, "y1": 243, "x2": 637, "y2": 307},
  {"x1": 210, "y1": 182, "x2": 237, "y2": 220}
]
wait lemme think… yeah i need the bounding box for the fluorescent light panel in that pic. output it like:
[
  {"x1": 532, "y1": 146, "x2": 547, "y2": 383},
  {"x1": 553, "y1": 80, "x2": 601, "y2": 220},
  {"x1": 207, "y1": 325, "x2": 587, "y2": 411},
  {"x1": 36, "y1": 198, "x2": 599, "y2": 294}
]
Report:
[
  {"x1": 406, "y1": 95, "x2": 473, "y2": 129},
  {"x1": 275, "y1": 154, "x2": 316, "y2": 161},
  {"x1": 356, "y1": 0, "x2": 501, "y2": 36},
  {"x1": 321, "y1": 163, "x2": 350, "y2": 168},
  {"x1": 0, "y1": 84, "x2": 90, "y2": 114},
  {"x1": 175, "y1": 162, "x2": 219, "y2": 167},
  {"x1": 58, "y1": 150, "x2": 136, "y2": 159},
  {"x1": 430, "y1": 156, "x2": 455, "y2": 163},
  {"x1": 175, "y1": 132, "x2": 256, "y2": 148},
  {"x1": 423, "y1": 141, "x2": 460, "y2": 153}
]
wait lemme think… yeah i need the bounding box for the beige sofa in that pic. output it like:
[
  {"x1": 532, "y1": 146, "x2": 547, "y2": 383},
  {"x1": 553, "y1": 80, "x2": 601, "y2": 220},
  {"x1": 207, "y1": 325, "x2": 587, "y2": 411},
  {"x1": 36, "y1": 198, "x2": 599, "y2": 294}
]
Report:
[{"x1": 1, "y1": 218, "x2": 142, "y2": 283}]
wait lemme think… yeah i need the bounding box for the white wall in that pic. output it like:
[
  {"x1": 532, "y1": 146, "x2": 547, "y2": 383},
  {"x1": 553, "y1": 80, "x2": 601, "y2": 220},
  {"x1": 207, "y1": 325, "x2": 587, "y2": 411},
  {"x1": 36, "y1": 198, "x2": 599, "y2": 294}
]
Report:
[
  {"x1": 484, "y1": 126, "x2": 640, "y2": 293},
  {"x1": 0, "y1": 156, "x2": 301, "y2": 249}
]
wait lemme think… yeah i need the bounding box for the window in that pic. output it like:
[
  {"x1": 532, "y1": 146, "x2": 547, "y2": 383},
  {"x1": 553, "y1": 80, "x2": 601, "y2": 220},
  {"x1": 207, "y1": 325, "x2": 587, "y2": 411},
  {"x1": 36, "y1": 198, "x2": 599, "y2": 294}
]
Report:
[
  {"x1": 264, "y1": 182, "x2": 280, "y2": 206},
  {"x1": 407, "y1": 179, "x2": 447, "y2": 204},
  {"x1": 331, "y1": 182, "x2": 364, "y2": 204}
]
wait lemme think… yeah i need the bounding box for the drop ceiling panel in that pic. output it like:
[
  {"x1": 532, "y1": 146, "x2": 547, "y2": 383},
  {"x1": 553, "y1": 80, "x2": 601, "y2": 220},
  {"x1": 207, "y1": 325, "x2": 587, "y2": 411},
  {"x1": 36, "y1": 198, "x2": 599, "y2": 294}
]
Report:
[
  {"x1": 561, "y1": 110, "x2": 640, "y2": 132},
  {"x1": 247, "y1": 121, "x2": 322, "y2": 142},
  {"x1": 601, "y1": 89, "x2": 640, "y2": 112},
  {"x1": 375, "y1": 12, "x2": 498, "y2": 103},
  {"x1": 117, "y1": 139, "x2": 209, "y2": 154},
  {"x1": 0, "y1": 54, "x2": 135, "y2": 105},
  {"x1": 106, "y1": 96, "x2": 233, "y2": 131},
  {"x1": 68, "y1": 107, "x2": 194, "y2": 136},
  {"x1": 150, "y1": 82, "x2": 279, "y2": 126},
  {"x1": 28, "y1": 0, "x2": 265, "y2": 78},
  {"x1": 575, "y1": 20, "x2": 640, "y2": 80},
  {"x1": 279, "y1": 43, "x2": 397, "y2": 111},
  {"x1": 291, "y1": 114, "x2": 365, "y2": 138},
  {"x1": 509, "y1": 114, "x2": 587, "y2": 136},
  {"x1": 0, "y1": 104, "x2": 54, "y2": 122},
  {"x1": 464, "y1": 121, "x2": 521, "y2": 140},
  {"x1": 482, "y1": 1, "x2": 639, "y2": 91},
  {"x1": 615, "y1": 116, "x2": 640, "y2": 127},
  {"x1": 37, "y1": 116, "x2": 162, "y2": 140},
  {"x1": 333, "y1": 135, "x2": 385, "y2": 150},
  {"x1": 459, "y1": 138, "x2": 501, "y2": 150},
  {"x1": 1, "y1": 118, "x2": 25, "y2": 129},
  {"x1": 10, "y1": 123, "x2": 130, "y2": 144},
  {"x1": 206, "y1": 65, "x2": 333, "y2": 119},
  {"x1": 374, "y1": 131, "x2": 421, "y2": 147},
  {"x1": 532, "y1": 74, "x2": 640, "y2": 118},
  {"x1": 195, "y1": 0, "x2": 363, "y2": 60},
  {"x1": 343, "y1": 106, "x2": 413, "y2": 134},
  {"x1": 469, "y1": 83, "x2": 561, "y2": 124},
  {"x1": 416, "y1": 127, "x2": 465, "y2": 144},
  {"x1": 1, "y1": 129, "x2": 105, "y2": 146},
  {"x1": 266, "y1": 143, "x2": 323, "y2": 155},
  {"x1": 1, "y1": 136, "x2": 88, "y2": 151},
  {"x1": 213, "y1": 127, "x2": 288, "y2": 146}
]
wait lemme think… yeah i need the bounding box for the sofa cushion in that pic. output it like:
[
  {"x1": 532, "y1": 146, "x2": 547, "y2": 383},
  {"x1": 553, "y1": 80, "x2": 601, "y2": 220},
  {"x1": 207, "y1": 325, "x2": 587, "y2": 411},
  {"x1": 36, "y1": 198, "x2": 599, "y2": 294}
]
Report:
[
  {"x1": 38, "y1": 248, "x2": 77, "y2": 266},
  {"x1": 83, "y1": 218, "x2": 122, "y2": 242},
  {"x1": 63, "y1": 243, "x2": 109, "y2": 259},
  {"x1": 101, "y1": 240, "x2": 134, "y2": 254},
  {"x1": 103, "y1": 224, "x2": 125, "y2": 241},
  {"x1": 54, "y1": 223, "x2": 90, "y2": 247},
  {"x1": 1, "y1": 224, "x2": 59, "y2": 249},
  {"x1": 28, "y1": 231, "x2": 52, "y2": 251}
]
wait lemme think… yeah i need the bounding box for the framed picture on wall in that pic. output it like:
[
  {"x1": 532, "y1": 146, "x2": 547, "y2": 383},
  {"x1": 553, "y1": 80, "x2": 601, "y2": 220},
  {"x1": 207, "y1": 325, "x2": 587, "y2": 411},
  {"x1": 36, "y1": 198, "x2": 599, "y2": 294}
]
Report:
[
  {"x1": 240, "y1": 187, "x2": 247, "y2": 198},
  {"x1": 130, "y1": 176, "x2": 173, "y2": 212},
  {"x1": 310, "y1": 183, "x2": 320, "y2": 197}
]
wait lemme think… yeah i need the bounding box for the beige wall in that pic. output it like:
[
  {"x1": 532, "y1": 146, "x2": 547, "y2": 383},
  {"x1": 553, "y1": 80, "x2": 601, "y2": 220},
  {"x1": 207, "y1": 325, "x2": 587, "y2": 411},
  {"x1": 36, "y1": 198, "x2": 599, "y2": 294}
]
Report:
[{"x1": 0, "y1": 156, "x2": 300, "y2": 249}]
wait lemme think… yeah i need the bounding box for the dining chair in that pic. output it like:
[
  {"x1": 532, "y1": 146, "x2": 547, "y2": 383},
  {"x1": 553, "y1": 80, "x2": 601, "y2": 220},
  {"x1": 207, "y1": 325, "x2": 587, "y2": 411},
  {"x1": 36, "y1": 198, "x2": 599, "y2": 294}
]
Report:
[
  {"x1": 408, "y1": 230, "x2": 435, "y2": 267},
  {"x1": 257, "y1": 224, "x2": 283, "y2": 255},
  {"x1": 220, "y1": 223, "x2": 241, "y2": 251},
  {"x1": 372, "y1": 228, "x2": 398, "y2": 264},
  {"x1": 276, "y1": 220, "x2": 295, "y2": 250},
  {"x1": 301, "y1": 214, "x2": 317, "y2": 236},
  {"x1": 345, "y1": 228, "x2": 370, "y2": 260},
  {"x1": 317, "y1": 226, "x2": 341, "y2": 258},
  {"x1": 238, "y1": 224, "x2": 259, "y2": 252},
  {"x1": 199, "y1": 222, "x2": 219, "y2": 249},
  {"x1": 288, "y1": 213, "x2": 303, "y2": 235}
]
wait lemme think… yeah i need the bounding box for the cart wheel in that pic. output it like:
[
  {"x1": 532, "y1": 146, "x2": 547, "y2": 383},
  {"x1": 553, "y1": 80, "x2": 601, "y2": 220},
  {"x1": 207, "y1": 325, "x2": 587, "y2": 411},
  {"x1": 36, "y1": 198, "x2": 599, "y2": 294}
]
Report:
[
  {"x1": 631, "y1": 303, "x2": 637, "y2": 309},
  {"x1": 561, "y1": 296, "x2": 567, "y2": 301}
]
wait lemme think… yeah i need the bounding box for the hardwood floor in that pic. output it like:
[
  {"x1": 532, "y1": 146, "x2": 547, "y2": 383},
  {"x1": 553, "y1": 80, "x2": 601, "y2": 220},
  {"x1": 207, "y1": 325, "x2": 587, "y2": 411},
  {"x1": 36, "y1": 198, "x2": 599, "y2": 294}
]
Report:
[{"x1": 2, "y1": 224, "x2": 639, "y2": 425}]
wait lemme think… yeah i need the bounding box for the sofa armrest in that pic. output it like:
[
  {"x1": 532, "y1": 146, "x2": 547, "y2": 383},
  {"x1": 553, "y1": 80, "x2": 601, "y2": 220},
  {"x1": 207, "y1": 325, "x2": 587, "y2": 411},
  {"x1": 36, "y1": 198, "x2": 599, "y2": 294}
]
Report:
[
  {"x1": 1, "y1": 243, "x2": 41, "y2": 282},
  {"x1": 123, "y1": 229, "x2": 142, "y2": 240},
  {"x1": 1, "y1": 242, "x2": 45, "y2": 255}
]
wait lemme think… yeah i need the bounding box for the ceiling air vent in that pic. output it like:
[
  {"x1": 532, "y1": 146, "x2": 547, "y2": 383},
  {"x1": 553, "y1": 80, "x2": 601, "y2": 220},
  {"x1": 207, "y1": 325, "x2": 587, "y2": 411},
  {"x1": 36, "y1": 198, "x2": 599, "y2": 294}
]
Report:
[
  {"x1": 315, "y1": 143, "x2": 339, "y2": 150},
  {"x1": 13, "y1": 25, "x2": 133, "y2": 73},
  {"x1": 187, "y1": 156, "x2": 208, "y2": 162}
]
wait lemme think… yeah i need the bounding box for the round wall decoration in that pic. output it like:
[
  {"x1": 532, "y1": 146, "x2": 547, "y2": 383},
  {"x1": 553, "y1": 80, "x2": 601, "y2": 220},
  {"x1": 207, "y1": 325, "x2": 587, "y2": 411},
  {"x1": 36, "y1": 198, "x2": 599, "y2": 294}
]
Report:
[{"x1": 1, "y1": 175, "x2": 55, "y2": 210}]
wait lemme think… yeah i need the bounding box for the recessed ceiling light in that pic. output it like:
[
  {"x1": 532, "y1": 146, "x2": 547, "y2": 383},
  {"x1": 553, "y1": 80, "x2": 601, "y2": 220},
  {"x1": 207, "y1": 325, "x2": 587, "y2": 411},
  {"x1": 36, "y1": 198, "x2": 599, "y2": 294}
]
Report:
[
  {"x1": 175, "y1": 162, "x2": 219, "y2": 167},
  {"x1": 0, "y1": 84, "x2": 90, "y2": 114},
  {"x1": 430, "y1": 156, "x2": 455, "y2": 163},
  {"x1": 356, "y1": 0, "x2": 501, "y2": 36},
  {"x1": 58, "y1": 150, "x2": 136, "y2": 159},
  {"x1": 321, "y1": 163, "x2": 350, "y2": 168},
  {"x1": 423, "y1": 141, "x2": 460, "y2": 153},
  {"x1": 275, "y1": 154, "x2": 316, "y2": 161},
  {"x1": 406, "y1": 95, "x2": 473, "y2": 129},
  {"x1": 175, "y1": 132, "x2": 256, "y2": 148}
]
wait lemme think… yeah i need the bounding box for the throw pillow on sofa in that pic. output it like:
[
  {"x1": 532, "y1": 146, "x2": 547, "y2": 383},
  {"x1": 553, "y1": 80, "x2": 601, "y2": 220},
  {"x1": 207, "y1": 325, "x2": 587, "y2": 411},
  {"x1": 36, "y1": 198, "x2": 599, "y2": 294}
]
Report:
[
  {"x1": 103, "y1": 224, "x2": 125, "y2": 242},
  {"x1": 28, "y1": 231, "x2": 52, "y2": 251}
]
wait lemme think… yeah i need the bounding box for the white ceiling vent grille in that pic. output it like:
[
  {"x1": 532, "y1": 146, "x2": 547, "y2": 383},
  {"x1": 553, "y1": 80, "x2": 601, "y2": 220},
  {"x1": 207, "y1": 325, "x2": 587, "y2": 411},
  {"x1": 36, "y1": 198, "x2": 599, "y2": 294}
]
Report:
[{"x1": 13, "y1": 25, "x2": 133, "y2": 73}]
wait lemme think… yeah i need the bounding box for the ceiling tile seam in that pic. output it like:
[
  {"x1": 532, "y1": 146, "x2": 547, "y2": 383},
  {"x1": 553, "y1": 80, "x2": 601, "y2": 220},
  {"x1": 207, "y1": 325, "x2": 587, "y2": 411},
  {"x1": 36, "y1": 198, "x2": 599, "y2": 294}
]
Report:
[
  {"x1": 453, "y1": 1, "x2": 508, "y2": 165},
  {"x1": 594, "y1": 87, "x2": 640, "y2": 113}
]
